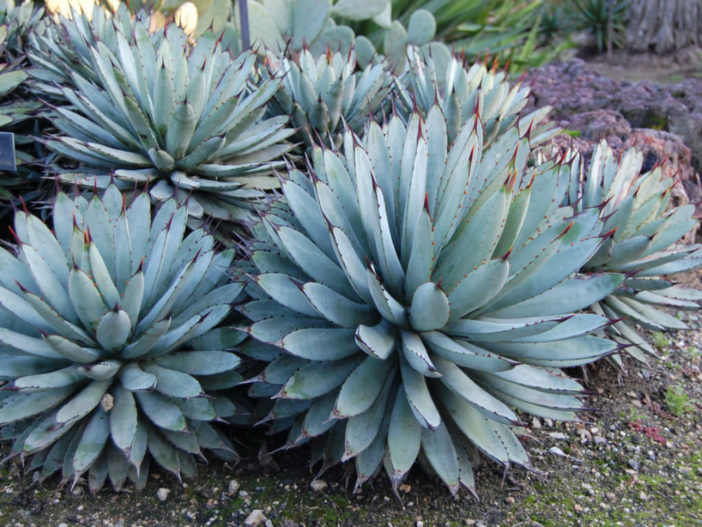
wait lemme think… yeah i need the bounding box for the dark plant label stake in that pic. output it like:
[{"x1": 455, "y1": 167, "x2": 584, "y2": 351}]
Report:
[{"x1": 0, "y1": 132, "x2": 17, "y2": 172}]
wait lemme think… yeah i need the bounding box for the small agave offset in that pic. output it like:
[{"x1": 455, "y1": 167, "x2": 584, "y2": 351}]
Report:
[
  {"x1": 265, "y1": 48, "x2": 391, "y2": 149},
  {"x1": 242, "y1": 107, "x2": 622, "y2": 494},
  {"x1": 36, "y1": 10, "x2": 293, "y2": 226},
  {"x1": 396, "y1": 47, "x2": 553, "y2": 147},
  {"x1": 564, "y1": 142, "x2": 702, "y2": 362},
  {"x1": 0, "y1": 186, "x2": 244, "y2": 491}
]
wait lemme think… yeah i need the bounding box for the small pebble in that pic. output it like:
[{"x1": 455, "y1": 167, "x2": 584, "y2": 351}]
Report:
[
  {"x1": 310, "y1": 479, "x2": 327, "y2": 492},
  {"x1": 531, "y1": 417, "x2": 541, "y2": 430},
  {"x1": 548, "y1": 432, "x2": 567, "y2": 440},
  {"x1": 399, "y1": 483, "x2": 411, "y2": 493},
  {"x1": 549, "y1": 446, "x2": 566, "y2": 457},
  {"x1": 416, "y1": 521, "x2": 424, "y2": 527},
  {"x1": 244, "y1": 509, "x2": 266, "y2": 527},
  {"x1": 156, "y1": 488, "x2": 170, "y2": 502},
  {"x1": 628, "y1": 459, "x2": 640, "y2": 471},
  {"x1": 574, "y1": 504, "x2": 583, "y2": 513},
  {"x1": 228, "y1": 479, "x2": 241, "y2": 495},
  {"x1": 505, "y1": 496, "x2": 515, "y2": 504}
]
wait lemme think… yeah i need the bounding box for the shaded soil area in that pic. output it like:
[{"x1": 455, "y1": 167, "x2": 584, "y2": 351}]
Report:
[{"x1": 1, "y1": 308, "x2": 701, "y2": 526}]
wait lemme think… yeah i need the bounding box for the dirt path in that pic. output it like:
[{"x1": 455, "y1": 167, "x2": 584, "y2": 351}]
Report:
[{"x1": 582, "y1": 47, "x2": 702, "y2": 85}]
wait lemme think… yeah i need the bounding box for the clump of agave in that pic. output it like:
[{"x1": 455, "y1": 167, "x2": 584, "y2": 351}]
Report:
[
  {"x1": 396, "y1": 47, "x2": 553, "y2": 147},
  {"x1": 0, "y1": 186, "x2": 245, "y2": 491},
  {"x1": 564, "y1": 142, "x2": 702, "y2": 362},
  {"x1": 242, "y1": 107, "x2": 621, "y2": 494},
  {"x1": 30, "y1": 5, "x2": 162, "y2": 93},
  {"x1": 35, "y1": 12, "x2": 293, "y2": 227},
  {"x1": 265, "y1": 48, "x2": 391, "y2": 149},
  {"x1": 0, "y1": 1, "x2": 47, "y2": 216}
]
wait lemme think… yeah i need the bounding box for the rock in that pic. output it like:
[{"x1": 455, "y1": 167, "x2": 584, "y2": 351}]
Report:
[
  {"x1": 399, "y1": 483, "x2": 411, "y2": 493},
  {"x1": 505, "y1": 496, "x2": 515, "y2": 504},
  {"x1": 310, "y1": 479, "x2": 327, "y2": 492},
  {"x1": 58, "y1": 523, "x2": 68, "y2": 527},
  {"x1": 549, "y1": 446, "x2": 567, "y2": 457},
  {"x1": 594, "y1": 436, "x2": 607, "y2": 446},
  {"x1": 628, "y1": 459, "x2": 641, "y2": 471},
  {"x1": 548, "y1": 432, "x2": 567, "y2": 440},
  {"x1": 156, "y1": 488, "x2": 170, "y2": 502},
  {"x1": 228, "y1": 479, "x2": 241, "y2": 495},
  {"x1": 100, "y1": 393, "x2": 114, "y2": 412},
  {"x1": 574, "y1": 503, "x2": 583, "y2": 513},
  {"x1": 265, "y1": 521, "x2": 274, "y2": 527},
  {"x1": 245, "y1": 509, "x2": 266, "y2": 527},
  {"x1": 416, "y1": 521, "x2": 424, "y2": 527},
  {"x1": 531, "y1": 417, "x2": 541, "y2": 430},
  {"x1": 569, "y1": 109, "x2": 632, "y2": 142}
]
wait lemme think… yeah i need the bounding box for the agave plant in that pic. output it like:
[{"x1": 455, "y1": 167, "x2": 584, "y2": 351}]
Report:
[
  {"x1": 33, "y1": 11, "x2": 293, "y2": 227},
  {"x1": 241, "y1": 107, "x2": 621, "y2": 494},
  {"x1": 0, "y1": 1, "x2": 48, "y2": 217},
  {"x1": 564, "y1": 142, "x2": 702, "y2": 362},
  {"x1": 239, "y1": 0, "x2": 392, "y2": 56},
  {"x1": 30, "y1": 5, "x2": 157, "y2": 93},
  {"x1": 0, "y1": 186, "x2": 246, "y2": 491},
  {"x1": 396, "y1": 47, "x2": 553, "y2": 147},
  {"x1": 265, "y1": 48, "x2": 391, "y2": 149}
]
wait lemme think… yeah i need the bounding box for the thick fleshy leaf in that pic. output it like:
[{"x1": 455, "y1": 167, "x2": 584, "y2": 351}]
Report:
[
  {"x1": 334, "y1": 358, "x2": 394, "y2": 417},
  {"x1": 421, "y1": 423, "x2": 459, "y2": 494},
  {"x1": 155, "y1": 351, "x2": 240, "y2": 376},
  {"x1": 409, "y1": 282, "x2": 450, "y2": 332},
  {"x1": 111, "y1": 385, "x2": 138, "y2": 451},
  {"x1": 73, "y1": 408, "x2": 110, "y2": 473},
  {"x1": 281, "y1": 328, "x2": 358, "y2": 360},
  {"x1": 387, "y1": 388, "x2": 421, "y2": 481},
  {"x1": 56, "y1": 380, "x2": 111, "y2": 424},
  {"x1": 136, "y1": 391, "x2": 187, "y2": 431},
  {"x1": 400, "y1": 357, "x2": 441, "y2": 430},
  {"x1": 354, "y1": 320, "x2": 397, "y2": 360},
  {"x1": 278, "y1": 357, "x2": 362, "y2": 400}
]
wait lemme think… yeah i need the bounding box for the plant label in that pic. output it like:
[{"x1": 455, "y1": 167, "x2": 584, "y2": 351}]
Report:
[{"x1": 0, "y1": 132, "x2": 16, "y2": 173}]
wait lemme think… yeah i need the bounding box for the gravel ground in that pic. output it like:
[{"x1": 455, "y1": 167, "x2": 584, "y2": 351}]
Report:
[{"x1": 1, "y1": 297, "x2": 701, "y2": 527}]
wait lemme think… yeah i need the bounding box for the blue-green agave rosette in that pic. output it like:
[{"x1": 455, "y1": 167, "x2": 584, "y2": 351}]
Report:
[
  {"x1": 564, "y1": 141, "x2": 702, "y2": 363},
  {"x1": 0, "y1": 186, "x2": 245, "y2": 491},
  {"x1": 33, "y1": 8, "x2": 293, "y2": 227},
  {"x1": 241, "y1": 108, "x2": 622, "y2": 494}
]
